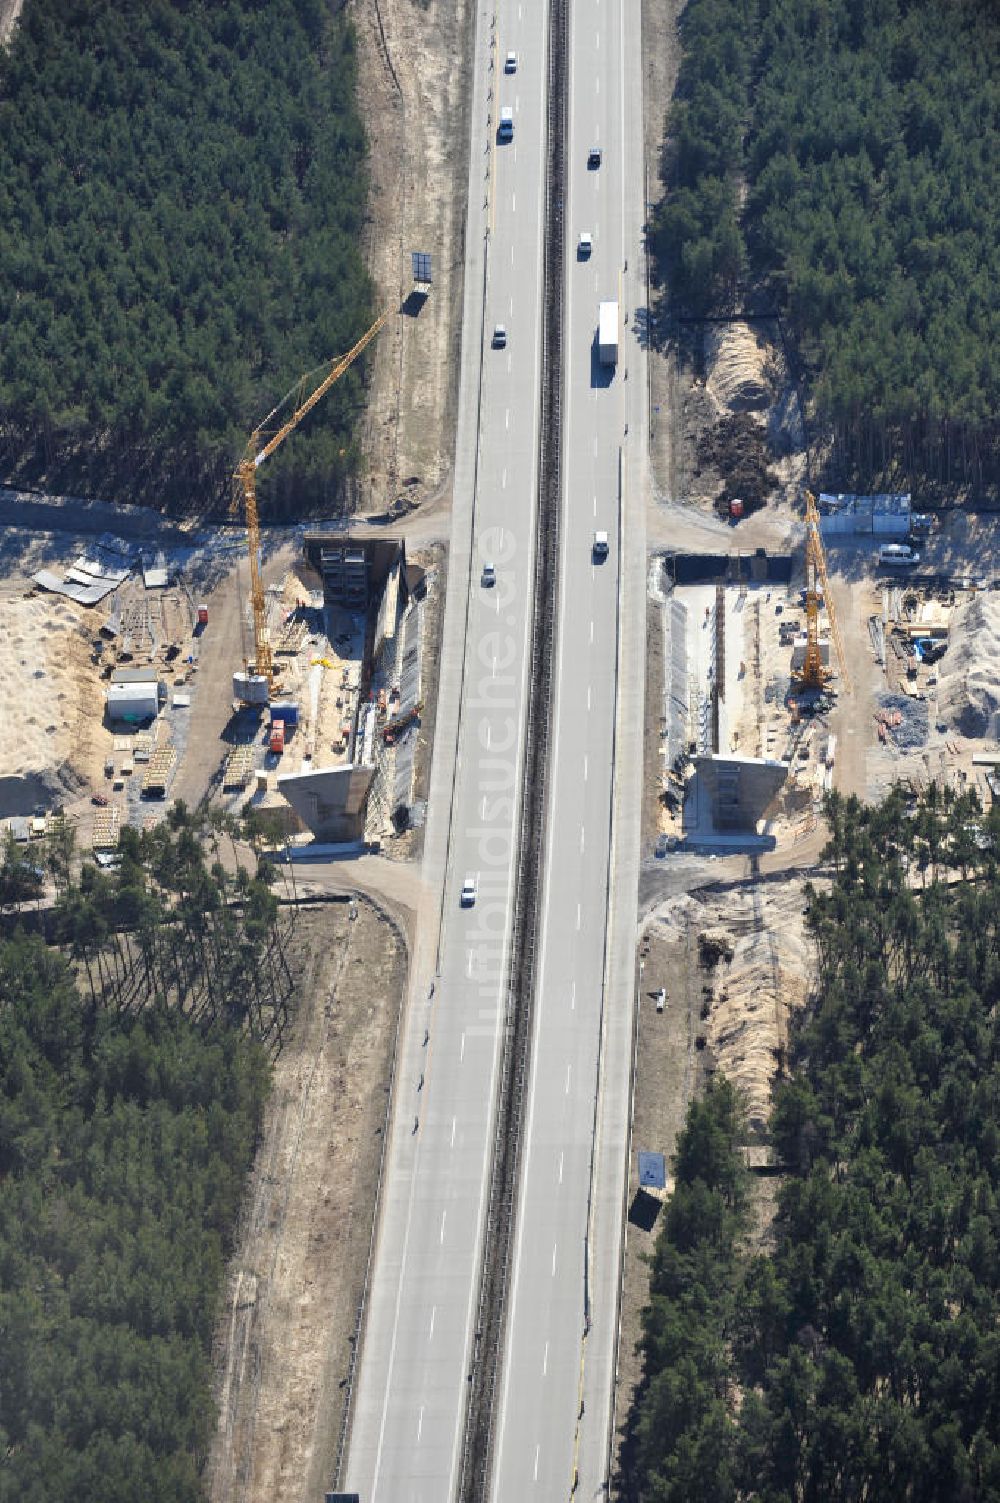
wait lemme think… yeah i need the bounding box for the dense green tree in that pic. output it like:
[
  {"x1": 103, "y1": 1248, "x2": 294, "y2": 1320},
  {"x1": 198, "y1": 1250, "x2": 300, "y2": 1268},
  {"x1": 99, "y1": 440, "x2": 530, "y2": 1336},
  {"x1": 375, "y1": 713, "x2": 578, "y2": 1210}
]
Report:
[
  {"x1": 0, "y1": 0, "x2": 373, "y2": 511},
  {"x1": 631, "y1": 789, "x2": 1000, "y2": 1499},
  {"x1": 651, "y1": 0, "x2": 1000, "y2": 492},
  {"x1": 0, "y1": 821, "x2": 274, "y2": 1499}
]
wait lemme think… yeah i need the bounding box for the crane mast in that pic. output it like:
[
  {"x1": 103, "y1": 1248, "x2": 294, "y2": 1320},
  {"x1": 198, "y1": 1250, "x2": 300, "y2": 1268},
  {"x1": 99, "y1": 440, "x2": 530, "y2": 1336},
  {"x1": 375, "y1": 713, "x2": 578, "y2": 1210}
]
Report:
[
  {"x1": 234, "y1": 309, "x2": 390, "y2": 696},
  {"x1": 796, "y1": 489, "x2": 851, "y2": 694}
]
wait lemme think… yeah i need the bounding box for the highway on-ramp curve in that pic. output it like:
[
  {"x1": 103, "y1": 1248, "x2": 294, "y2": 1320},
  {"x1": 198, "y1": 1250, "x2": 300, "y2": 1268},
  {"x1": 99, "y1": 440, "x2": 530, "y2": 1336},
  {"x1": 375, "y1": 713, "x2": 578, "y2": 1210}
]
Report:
[
  {"x1": 343, "y1": 1, "x2": 554, "y2": 1498},
  {"x1": 489, "y1": 0, "x2": 647, "y2": 1494}
]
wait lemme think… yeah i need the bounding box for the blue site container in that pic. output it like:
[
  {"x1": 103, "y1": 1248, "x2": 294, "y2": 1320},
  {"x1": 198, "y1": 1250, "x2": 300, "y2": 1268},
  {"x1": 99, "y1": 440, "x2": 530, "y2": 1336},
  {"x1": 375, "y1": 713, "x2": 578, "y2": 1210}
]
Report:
[{"x1": 269, "y1": 701, "x2": 299, "y2": 727}]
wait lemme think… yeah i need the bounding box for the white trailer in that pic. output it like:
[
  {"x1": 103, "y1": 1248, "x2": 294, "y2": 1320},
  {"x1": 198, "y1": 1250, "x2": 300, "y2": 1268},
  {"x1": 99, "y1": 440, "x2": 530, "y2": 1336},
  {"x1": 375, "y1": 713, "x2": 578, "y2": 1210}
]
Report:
[{"x1": 598, "y1": 300, "x2": 618, "y2": 366}]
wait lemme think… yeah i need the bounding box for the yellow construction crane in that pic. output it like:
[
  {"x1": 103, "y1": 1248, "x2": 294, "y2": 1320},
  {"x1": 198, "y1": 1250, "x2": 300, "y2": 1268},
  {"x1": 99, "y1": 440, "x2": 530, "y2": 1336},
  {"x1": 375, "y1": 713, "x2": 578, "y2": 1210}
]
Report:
[
  {"x1": 233, "y1": 309, "x2": 390, "y2": 699},
  {"x1": 795, "y1": 489, "x2": 852, "y2": 694}
]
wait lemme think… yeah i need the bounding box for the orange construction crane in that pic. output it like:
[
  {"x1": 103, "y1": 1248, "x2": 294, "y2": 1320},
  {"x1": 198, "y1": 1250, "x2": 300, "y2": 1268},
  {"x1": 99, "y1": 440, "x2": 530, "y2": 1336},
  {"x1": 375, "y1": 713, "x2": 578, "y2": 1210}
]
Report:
[
  {"x1": 233, "y1": 310, "x2": 390, "y2": 698},
  {"x1": 795, "y1": 489, "x2": 851, "y2": 694}
]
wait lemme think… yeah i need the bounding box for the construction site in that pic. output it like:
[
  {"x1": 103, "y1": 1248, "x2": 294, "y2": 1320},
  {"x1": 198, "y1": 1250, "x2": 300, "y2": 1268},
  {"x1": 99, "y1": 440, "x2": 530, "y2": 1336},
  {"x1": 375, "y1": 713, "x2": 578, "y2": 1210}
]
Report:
[
  {"x1": 0, "y1": 314, "x2": 438, "y2": 864},
  {"x1": 647, "y1": 493, "x2": 1000, "y2": 859}
]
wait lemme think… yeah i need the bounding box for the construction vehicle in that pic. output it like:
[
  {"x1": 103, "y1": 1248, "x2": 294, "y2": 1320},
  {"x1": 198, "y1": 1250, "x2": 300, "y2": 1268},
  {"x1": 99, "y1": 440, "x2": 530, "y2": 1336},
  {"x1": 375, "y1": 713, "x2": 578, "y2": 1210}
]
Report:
[
  {"x1": 269, "y1": 719, "x2": 286, "y2": 755},
  {"x1": 383, "y1": 701, "x2": 423, "y2": 744},
  {"x1": 233, "y1": 309, "x2": 390, "y2": 702},
  {"x1": 794, "y1": 491, "x2": 851, "y2": 695}
]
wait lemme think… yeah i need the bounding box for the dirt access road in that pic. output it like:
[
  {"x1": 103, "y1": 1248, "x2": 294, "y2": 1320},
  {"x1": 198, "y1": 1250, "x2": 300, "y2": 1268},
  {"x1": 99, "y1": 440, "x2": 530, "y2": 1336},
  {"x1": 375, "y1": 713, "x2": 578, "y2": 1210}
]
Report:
[
  {"x1": 350, "y1": 0, "x2": 476, "y2": 519},
  {"x1": 207, "y1": 898, "x2": 408, "y2": 1503}
]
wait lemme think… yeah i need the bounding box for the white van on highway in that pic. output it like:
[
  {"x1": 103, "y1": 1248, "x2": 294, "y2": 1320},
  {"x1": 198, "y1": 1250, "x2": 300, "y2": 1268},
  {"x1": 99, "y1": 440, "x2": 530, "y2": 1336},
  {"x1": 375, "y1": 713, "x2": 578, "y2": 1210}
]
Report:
[{"x1": 878, "y1": 543, "x2": 920, "y2": 568}]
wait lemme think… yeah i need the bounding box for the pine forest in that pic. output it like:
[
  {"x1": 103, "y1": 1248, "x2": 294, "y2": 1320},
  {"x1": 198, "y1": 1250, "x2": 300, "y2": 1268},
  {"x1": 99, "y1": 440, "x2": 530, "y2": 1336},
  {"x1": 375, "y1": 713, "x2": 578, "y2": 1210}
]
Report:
[
  {"x1": 629, "y1": 789, "x2": 1000, "y2": 1502},
  {"x1": 652, "y1": 0, "x2": 1000, "y2": 493},
  {"x1": 0, "y1": 810, "x2": 293, "y2": 1501},
  {"x1": 0, "y1": 0, "x2": 373, "y2": 512}
]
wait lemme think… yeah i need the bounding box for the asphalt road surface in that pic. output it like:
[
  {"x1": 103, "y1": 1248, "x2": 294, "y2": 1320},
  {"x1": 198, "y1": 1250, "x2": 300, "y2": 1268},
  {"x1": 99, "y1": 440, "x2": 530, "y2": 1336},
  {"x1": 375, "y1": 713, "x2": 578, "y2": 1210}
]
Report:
[
  {"x1": 490, "y1": 0, "x2": 647, "y2": 1494},
  {"x1": 344, "y1": 1, "x2": 553, "y2": 1497}
]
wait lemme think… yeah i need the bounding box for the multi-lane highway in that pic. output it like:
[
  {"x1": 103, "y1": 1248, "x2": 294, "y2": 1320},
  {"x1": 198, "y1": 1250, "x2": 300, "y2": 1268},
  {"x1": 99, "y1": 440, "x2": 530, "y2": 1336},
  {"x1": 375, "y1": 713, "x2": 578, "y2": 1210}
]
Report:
[
  {"x1": 346, "y1": 0, "x2": 646, "y2": 1496},
  {"x1": 490, "y1": 0, "x2": 646, "y2": 1494},
  {"x1": 344, "y1": 1, "x2": 553, "y2": 1497}
]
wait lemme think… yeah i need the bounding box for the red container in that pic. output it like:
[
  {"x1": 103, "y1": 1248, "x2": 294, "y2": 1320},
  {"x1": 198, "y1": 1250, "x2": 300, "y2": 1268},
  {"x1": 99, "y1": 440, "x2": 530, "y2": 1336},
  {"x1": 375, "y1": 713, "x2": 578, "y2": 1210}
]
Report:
[
  {"x1": 729, "y1": 497, "x2": 744, "y2": 519},
  {"x1": 197, "y1": 605, "x2": 209, "y2": 625},
  {"x1": 269, "y1": 719, "x2": 285, "y2": 754}
]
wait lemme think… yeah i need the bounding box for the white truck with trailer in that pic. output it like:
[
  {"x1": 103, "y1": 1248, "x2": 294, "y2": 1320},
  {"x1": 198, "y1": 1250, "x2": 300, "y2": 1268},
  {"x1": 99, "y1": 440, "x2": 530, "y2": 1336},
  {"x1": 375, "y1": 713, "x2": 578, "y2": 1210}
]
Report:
[{"x1": 598, "y1": 300, "x2": 618, "y2": 366}]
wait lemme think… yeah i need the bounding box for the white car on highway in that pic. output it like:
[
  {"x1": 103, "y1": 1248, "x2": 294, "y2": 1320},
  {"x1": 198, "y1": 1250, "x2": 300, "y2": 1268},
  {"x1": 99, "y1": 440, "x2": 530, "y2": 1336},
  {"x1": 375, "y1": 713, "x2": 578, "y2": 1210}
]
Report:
[{"x1": 461, "y1": 874, "x2": 478, "y2": 907}]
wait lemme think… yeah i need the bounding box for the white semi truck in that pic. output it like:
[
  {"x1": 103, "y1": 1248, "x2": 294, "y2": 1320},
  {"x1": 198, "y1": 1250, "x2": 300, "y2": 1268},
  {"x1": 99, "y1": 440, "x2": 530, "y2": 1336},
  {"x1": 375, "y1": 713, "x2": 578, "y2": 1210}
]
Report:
[{"x1": 598, "y1": 300, "x2": 618, "y2": 366}]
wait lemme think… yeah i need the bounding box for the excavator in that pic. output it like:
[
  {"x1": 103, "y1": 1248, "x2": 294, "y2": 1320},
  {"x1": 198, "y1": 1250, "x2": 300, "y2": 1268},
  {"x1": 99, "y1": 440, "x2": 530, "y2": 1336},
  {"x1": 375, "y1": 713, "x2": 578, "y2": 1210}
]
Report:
[{"x1": 232, "y1": 309, "x2": 389, "y2": 703}]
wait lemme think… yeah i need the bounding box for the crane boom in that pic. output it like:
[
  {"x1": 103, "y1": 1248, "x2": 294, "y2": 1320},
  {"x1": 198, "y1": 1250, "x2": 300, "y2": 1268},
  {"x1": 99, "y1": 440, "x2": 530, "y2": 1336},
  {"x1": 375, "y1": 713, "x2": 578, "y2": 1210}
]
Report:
[{"x1": 234, "y1": 310, "x2": 389, "y2": 695}]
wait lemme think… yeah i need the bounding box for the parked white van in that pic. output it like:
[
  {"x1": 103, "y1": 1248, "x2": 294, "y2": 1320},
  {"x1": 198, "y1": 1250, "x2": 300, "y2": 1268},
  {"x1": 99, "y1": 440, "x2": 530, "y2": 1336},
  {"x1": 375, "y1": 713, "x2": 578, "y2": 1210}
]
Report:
[{"x1": 878, "y1": 543, "x2": 920, "y2": 568}]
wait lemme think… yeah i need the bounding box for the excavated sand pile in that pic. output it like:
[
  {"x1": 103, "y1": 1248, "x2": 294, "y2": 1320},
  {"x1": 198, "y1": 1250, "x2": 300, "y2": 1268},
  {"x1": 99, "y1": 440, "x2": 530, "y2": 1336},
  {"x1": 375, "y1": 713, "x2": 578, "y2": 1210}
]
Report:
[
  {"x1": 651, "y1": 880, "x2": 815, "y2": 1133},
  {"x1": 938, "y1": 592, "x2": 1000, "y2": 738},
  {"x1": 0, "y1": 590, "x2": 101, "y2": 812},
  {"x1": 705, "y1": 323, "x2": 771, "y2": 412}
]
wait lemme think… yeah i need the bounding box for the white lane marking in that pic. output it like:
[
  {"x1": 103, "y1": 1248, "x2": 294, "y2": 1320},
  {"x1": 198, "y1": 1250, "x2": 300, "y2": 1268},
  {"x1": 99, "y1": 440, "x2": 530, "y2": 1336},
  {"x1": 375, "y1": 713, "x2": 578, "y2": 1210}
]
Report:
[
  {"x1": 371, "y1": 1102, "x2": 420, "y2": 1491},
  {"x1": 570, "y1": 982, "x2": 576, "y2": 1012},
  {"x1": 481, "y1": 796, "x2": 487, "y2": 819},
  {"x1": 534, "y1": 1444, "x2": 540, "y2": 1481},
  {"x1": 467, "y1": 949, "x2": 474, "y2": 977},
  {"x1": 587, "y1": 686, "x2": 592, "y2": 710},
  {"x1": 502, "y1": 467, "x2": 507, "y2": 489},
  {"x1": 440, "y1": 1209, "x2": 447, "y2": 1245},
  {"x1": 512, "y1": 192, "x2": 516, "y2": 214},
  {"x1": 551, "y1": 1242, "x2": 558, "y2": 1275},
  {"x1": 593, "y1": 494, "x2": 598, "y2": 515},
  {"x1": 543, "y1": 1340, "x2": 549, "y2": 1376},
  {"x1": 580, "y1": 826, "x2": 585, "y2": 854},
  {"x1": 505, "y1": 408, "x2": 510, "y2": 430},
  {"x1": 485, "y1": 723, "x2": 492, "y2": 749},
  {"x1": 417, "y1": 1405, "x2": 424, "y2": 1442},
  {"x1": 451, "y1": 1116, "x2": 457, "y2": 1147},
  {"x1": 565, "y1": 1063, "x2": 572, "y2": 1094},
  {"x1": 492, "y1": 656, "x2": 497, "y2": 678},
  {"x1": 590, "y1": 619, "x2": 594, "y2": 643},
  {"x1": 584, "y1": 755, "x2": 588, "y2": 781},
  {"x1": 460, "y1": 1031, "x2": 466, "y2": 1061},
  {"x1": 559, "y1": 1150, "x2": 564, "y2": 1182},
  {"x1": 576, "y1": 903, "x2": 582, "y2": 930},
  {"x1": 511, "y1": 244, "x2": 515, "y2": 265},
  {"x1": 429, "y1": 1305, "x2": 436, "y2": 1340}
]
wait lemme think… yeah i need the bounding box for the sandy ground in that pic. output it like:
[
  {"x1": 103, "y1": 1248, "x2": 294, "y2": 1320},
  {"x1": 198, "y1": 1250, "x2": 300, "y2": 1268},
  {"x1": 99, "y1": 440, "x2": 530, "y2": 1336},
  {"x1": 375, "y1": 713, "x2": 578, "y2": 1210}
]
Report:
[
  {"x1": 0, "y1": 581, "x2": 104, "y2": 813},
  {"x1": 206, "y1": 897, "x2": 409, "y2": 1503},
  {"x1": 0, "y1": 0, "x2": 24, "y2": 48},
  {"x1": 350, "y1": 0, "x2": 475, "y2": 517}
]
